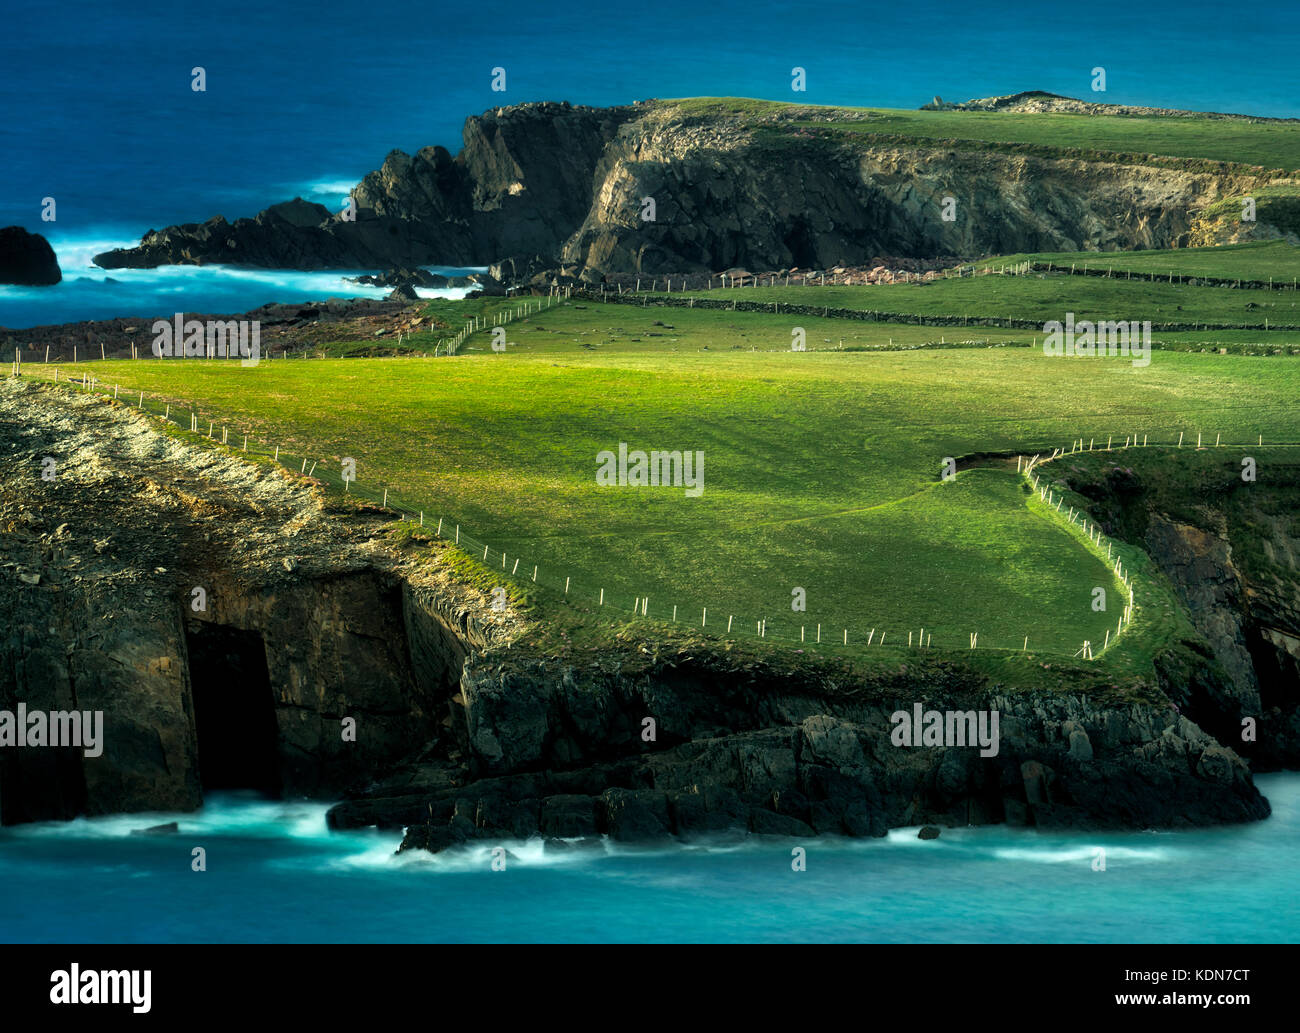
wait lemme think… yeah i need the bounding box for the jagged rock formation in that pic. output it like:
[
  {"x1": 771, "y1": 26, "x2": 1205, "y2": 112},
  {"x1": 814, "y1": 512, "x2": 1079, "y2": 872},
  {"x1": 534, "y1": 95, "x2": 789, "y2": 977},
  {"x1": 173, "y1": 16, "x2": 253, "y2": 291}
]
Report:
[
  {"x1": 329, "y1": 649, "x2": 1269, "y2": 852},
  {"x1": 94, "y1": 103, "x2": 637, "y2": 273},
  {"x1": 0, "y1": 226, "x2": 61, "y2": 286},
  {"x1": 93, "y1": 98, "x2": 1274, "y2": 281}
]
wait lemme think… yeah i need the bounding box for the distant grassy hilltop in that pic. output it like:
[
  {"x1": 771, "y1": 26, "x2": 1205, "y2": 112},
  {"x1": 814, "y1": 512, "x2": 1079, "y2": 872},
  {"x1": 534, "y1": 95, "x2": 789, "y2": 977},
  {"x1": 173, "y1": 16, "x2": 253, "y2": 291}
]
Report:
[{"x1": 666, "y1": 96, "x2": 1300, "y2": 172}]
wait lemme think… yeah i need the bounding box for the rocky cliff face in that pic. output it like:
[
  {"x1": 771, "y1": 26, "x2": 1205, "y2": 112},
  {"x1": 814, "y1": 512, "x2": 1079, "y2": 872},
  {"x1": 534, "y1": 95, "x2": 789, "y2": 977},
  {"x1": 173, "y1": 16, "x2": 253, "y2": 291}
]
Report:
[
  {"x1": 1060, "y1": 452, "x2": 1300, "y2": 770},
  {"x1": 92, "y1": 100, "x2": 1265, "y2": 280},
  {"x1": 0, "y1": 379, "x2": 506, "y2": 822},
  {"x1": 94, "y1": 102, "x2": 637, "y2": 273}
]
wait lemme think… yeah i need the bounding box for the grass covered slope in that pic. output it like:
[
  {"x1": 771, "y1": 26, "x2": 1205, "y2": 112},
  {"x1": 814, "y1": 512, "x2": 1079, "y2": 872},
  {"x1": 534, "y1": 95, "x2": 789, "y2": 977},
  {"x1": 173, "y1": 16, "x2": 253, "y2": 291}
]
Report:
[{"x1": 37, "y1": 307, "x2": 1299, "y2": 666}]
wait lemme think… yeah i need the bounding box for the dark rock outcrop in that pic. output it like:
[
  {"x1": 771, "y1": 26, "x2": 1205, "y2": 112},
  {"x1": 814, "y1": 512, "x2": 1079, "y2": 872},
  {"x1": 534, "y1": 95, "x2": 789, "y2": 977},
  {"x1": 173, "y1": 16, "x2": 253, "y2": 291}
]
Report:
[
  {"x1": 131, "y1": 822, "x2": 179, "y2": 836},
  {"x1": 352, "y1": 268, "x2": 450, "y2": 289},
  {"x1": 0, "y1": 226, "x2": 61, "y2": 285},
  {"x1": 0, "y1": 379, "x2": 498, "y2": 823},
  {"x1": 94, "y1": 102, "x2": 637, "y2": 273},
  {"x1": 329, "y1": 645, "x2": 1271, "y2": 853}
]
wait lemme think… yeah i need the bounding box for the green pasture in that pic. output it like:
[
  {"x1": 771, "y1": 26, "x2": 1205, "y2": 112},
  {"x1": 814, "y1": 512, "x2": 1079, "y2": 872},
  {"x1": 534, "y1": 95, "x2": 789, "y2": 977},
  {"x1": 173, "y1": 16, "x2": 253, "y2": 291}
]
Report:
[{"x1": 681, "y1": 274, "x2": 1300, "y2": 329}]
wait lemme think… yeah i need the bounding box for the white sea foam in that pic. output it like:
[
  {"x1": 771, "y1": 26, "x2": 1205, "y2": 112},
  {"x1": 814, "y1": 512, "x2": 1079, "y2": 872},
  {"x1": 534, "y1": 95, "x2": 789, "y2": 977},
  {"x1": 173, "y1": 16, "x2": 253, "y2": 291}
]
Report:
[
  {"x1": 1, "y1": 231, "x2": 487, "y2": 328},
  {"x1": 991, "y1": 843, "x2": 1171, "y2": 864},
  {"x1": 0, "y1": 791, "x2": 1176, "y2": 872},
  {"x1": 1, "y1": 792, "x2": 337, "y2": 841},
  {"x1": 297, "y1": 177, "x2": 363, "y2": 206}
]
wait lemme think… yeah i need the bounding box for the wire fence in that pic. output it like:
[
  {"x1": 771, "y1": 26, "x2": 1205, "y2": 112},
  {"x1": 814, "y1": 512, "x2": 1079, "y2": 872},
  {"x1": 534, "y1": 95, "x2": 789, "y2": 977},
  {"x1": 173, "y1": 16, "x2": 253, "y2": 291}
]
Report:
[
  {"x1": 1021, "y1": 448, "x2": 1135, "y2": 660},
  {"x1": 616, "y1": 260, "x2": 1300, "y2": 293},
  {"x1": 1018, "y1": 261, "x2": 1300, "y2": 292},
  {"x1": 572, "y1": 285, "x2": 1300, "y2": 334},
  {"x1": 12, "y1": 365, "x2": 1298, "y2": 661},
  {"x1": 595, "y1": 263, "x2": 1016, "y2": 293},
  {"x1": 442, "y1": 289, "x2": 570, "y2": 354}
]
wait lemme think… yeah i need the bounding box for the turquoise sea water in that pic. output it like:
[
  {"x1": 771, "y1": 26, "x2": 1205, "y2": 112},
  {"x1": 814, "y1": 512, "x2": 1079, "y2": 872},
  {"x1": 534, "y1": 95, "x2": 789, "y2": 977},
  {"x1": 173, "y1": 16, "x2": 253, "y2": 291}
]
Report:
[
  {"x1": 3, "y1": 0, "x2": 1299, "y2": 328},
  {"x1": 2, "y1": 774, "x2": 1296, "y2": 944}
]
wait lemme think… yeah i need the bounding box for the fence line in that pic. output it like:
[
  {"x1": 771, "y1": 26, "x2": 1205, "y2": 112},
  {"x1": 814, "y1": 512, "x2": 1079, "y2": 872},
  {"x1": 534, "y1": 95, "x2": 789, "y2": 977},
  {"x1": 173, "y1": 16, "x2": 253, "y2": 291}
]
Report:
[
  {"x1": 573, "y1": 287, "x2": 1300, "y2": 335},
  {"x1": 441, "y1": 288, "x2": 569, "y2": 355},
  {"x1": 1021, "y1": 446, "x2": 1136, "y2": 659},
  {"x1": 629, "y1": 259, "x2": 1300, "y2": 294},
  {"x1": 1018, "y1": 261, "x2": 1300, "y2": 293}
]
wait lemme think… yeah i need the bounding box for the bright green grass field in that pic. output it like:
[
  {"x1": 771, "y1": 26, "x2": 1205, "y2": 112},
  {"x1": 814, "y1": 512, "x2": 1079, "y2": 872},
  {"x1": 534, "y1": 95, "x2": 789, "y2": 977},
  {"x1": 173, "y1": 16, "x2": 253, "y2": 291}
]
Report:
[
  {"x1": 39, "y1": 311, "x2": 1300, "y2": 664},
  {"x1": 453, "y1": 292, "x2": 1300, "y2": 356},
  {"x1": 977, "y1": 240, "x2": 1300, "y2": 282},
  {"x1": 456, "y1": 303, "x2": 1038, "y2": 355}
]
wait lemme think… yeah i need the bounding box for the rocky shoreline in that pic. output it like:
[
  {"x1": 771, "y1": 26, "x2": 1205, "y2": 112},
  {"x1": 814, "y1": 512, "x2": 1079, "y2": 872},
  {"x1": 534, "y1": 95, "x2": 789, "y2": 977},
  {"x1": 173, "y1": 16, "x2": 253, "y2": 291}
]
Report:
[
  {"x1": 2, "y1": 297, "x2": 422, "y2": 358},
  {"x1": 330, "y1": 649, "x2": 1270, "y2": 852}
]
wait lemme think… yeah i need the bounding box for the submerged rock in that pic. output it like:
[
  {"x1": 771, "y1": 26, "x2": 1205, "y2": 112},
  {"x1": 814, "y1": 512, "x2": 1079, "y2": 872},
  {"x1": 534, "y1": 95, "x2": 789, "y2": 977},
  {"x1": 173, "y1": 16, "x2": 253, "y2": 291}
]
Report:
[{"x1": 131, "y1": 822, "x2": 179, "y2": 836}]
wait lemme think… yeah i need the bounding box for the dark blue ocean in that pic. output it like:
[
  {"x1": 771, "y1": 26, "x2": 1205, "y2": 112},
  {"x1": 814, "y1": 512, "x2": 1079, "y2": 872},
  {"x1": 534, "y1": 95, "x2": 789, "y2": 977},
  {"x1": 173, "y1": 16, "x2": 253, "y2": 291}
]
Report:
[
  {"x1": 3, "y1": 0, "x2": 1300, "y2": 328},
  {"x1": 1, "y1": 774, "x2": 1297, "y2": 943}
]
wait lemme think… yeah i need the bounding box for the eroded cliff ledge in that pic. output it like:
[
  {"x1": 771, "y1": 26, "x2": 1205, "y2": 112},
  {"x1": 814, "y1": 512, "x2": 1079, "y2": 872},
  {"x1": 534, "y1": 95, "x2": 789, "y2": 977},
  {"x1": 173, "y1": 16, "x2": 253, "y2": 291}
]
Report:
[{"x1": 0, "y1": 379, "x2": 509, "y2": 823}]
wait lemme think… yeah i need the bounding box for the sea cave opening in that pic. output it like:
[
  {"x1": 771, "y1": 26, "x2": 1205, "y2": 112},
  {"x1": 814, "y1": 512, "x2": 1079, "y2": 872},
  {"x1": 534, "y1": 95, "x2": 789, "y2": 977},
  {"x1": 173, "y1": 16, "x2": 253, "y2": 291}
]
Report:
[{"x1": 184, "y1": 620, "x2": 281, "y2": 796}]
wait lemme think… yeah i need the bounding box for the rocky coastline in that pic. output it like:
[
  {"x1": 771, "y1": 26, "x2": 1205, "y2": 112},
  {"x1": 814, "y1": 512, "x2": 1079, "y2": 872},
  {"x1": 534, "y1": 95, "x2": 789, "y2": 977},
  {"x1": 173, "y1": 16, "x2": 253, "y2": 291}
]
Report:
[
  {"x1": 1, "y1": 379, "x2": 1289, "y2": 851},
  {"x1": 89, "y1": 97, "x2": 1276, "y2": 287}
]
